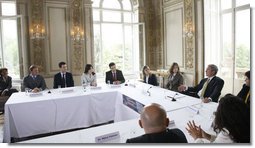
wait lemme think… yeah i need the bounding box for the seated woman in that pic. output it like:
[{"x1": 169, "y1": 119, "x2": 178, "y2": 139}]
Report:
[
  {"x1": 0, "y1": 68, "x2": 18, "y2": 96},
  {"x1": 237, "y1": 70, "x2": 250, "y2": 106},
  {"x1": 186, "y1": 94, "x2": 250, "y2": 143},
  {"x1": 166, "y1": 62, "x2": 184, "y2": 92},
  {"x1": 142, "y1": 65, "x2": 157, "y2": 86},
  {"x1": 81, "y1": 64, "x2": 97, "y2": 86}
]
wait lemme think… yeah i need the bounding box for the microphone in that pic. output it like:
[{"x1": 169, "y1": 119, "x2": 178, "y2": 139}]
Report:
[
  {"x1": 167, "y1": 92, "x2": 178, "y2": 101},
  {"x1": 147, "y1": 86, "x2": 152, "y2": 96},
  {"x1": 46, "y1": 87, "x2": 51, "y2": 94}
]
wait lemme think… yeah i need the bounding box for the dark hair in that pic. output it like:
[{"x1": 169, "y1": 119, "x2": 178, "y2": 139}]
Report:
[
  {"x1": 169, "y1": 62, "x2": 180, "y2": 74},
  {"x1": 142, "y1": 65, "x2": 149, "y2": 76},
  {"x1": 59, "y1": 62, "x2": 66, "y2": 68},
  {"x1": 29, "y1": 65, "x2": 38, "y2": 71},
  {"x1": 84, "y1": 64, "x2": 93, "y2": 74},
  {"x1": 214, "y1": 94, "x2": 250, "y2": 143},
  {"x1": 245, "y1": 71, "x2": 250, "y2": 79},
  {"x1": 0, "y1": 68, "x2": 7, "y2": 75},
  {"x1": 109, "y1": 62, "x2": 115, "y2": 68}
]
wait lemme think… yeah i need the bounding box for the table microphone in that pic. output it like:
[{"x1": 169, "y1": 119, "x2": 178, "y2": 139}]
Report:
[
  {"x1": 167, "y1": 93, "x2": 178, "y2": 101},
  {"x1": 46, "y1": 87, "x2": 51, "y2": 94},
  {"x1": 147, "y1": 86, "x2": 152, "y2": 96}
]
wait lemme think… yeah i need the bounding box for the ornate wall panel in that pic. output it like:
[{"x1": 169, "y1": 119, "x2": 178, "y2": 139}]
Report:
[
  {"x1": 70, "y1": 0, "x2": 85, "y2": 74},
  {"x1": 29, "y1": 0, "x2": 46, "y2": 73}
]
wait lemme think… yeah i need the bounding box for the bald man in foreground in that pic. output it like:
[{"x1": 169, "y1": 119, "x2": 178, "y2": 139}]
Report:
[{"x1": 126, "y1": 103, "x2": 187, "y2": 143}]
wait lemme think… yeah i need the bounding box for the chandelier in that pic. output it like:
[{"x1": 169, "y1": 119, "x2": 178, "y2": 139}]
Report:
[
  {"x1": 71, "y1": 26, "x2": 84, "y2": 42},
  {"x1": 30, "y1": 24, "x2": 45, "y2": 39}
]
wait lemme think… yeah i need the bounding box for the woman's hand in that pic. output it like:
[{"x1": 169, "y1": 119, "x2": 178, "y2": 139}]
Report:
[{"x1": 186, "y1": 120, "x2": 203, "y2": 140}]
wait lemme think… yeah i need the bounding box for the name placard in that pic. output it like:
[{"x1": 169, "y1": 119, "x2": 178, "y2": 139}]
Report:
[
  {"x1": 95, "y1": 131, "x2": 120, "y2": 143},
  {"x1": 61, "y1": 89, "x2": 74, "y2": 94},
  {"x1": 187, "y1": 106, "x2": 199, "y2": 114},
  {"x1": 109, "y1": 85, "x2": 121, "y2": 88},
  {"x1": 168, "y1": 120, "x2": 176, "y2": 128},
  {"x1": 29, "y1": 92, "x2": 43, "y2": 97},
  {"x1": 90, "y1": 86, "x2": 102, "y2": 90}
]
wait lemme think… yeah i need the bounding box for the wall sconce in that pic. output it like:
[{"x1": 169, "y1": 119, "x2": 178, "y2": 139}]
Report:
[
  {"x1": 71, "y1": 26, "x2": 84, "y2": 42},
  {"x1": 184, "y1": 21, "x2": 194, "y2": 38},
  {"x1": 30, "y1": 24, "x2": 45, "y2": 39}
]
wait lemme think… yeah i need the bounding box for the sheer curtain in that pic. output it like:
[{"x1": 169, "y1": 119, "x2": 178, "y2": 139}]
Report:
[{"x1": 204, "y1": 0, "x2": 250, "y2": 95}]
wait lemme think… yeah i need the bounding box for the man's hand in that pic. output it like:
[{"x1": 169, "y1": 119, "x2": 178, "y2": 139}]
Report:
[
  {"x1": 178, "y1": 85, "x2": 186, "y2": 92},
  {"x1": 32, "y1": 88, "x2": 40, "y2": 93},
  {"x1": 202, "y1": 97, "x2": 210, "y2": 103}
]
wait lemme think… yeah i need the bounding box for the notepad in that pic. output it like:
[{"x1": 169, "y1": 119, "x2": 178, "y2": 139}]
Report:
[{"x1": 61, "y1": 89, "x2": 74, "y2": 94}]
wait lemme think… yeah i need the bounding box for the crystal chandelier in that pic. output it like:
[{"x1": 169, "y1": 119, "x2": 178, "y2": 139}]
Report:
[
  {"x1": 71, "y1": 26, "x2": 84, "y2": 42},
  {"x1": 30, "y1": 24, "x2": 45, "y2": 39}
]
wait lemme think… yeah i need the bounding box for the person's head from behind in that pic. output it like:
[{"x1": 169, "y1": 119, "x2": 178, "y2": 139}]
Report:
[
  {"x1": 142, "y1": 65, "x2": 151, "y2": 76},
  {"x1": 244, "y1": 71, "x2": 250, "y2": 87},
  {"x1": 169, "y1": 62, "x2": 180, "y2": 74},
  {"x1": 206, "y1": 64, "x2": 218, "y2": 77},
  {"x1": 109, "y1": 62, "x2": 116, "y2": 72},
  {"x1": 214, "y1": 94, "x2": 250, "y2": 143},
  {"x1": 29, "y1": 65, "x2": 39, "y2": 76},
  {"x1": 59, "y1": 62, "x2": 67, "y2": 73},
  {"x1": 139, "y1": 103, "x2": 169, "y2": 134},
  {"x1": 0, "y1": 68, "x2": 8, "y2": 77},
  {"x1": 84, "y1": 64, "x2": 94, "y2": 75}
]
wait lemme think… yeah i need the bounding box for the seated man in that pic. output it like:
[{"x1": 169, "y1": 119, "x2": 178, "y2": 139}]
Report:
[
  {"x1": 126, "y1": 103, "x2": 187, "y2": 143},
  {"x1": 178, "y1": 64, "x2": 224, "y2": 103},
  {"x1": 53, "y1": 62, "x2": 74, "y2": 88},
  {"x1": 0, "y1": 68, "x2": 18, "y2": 96},
  {"x1": 105, "y1": 62, "x2": 125, "y2": 84},
  {"x1": 23, "y1": 65, "x2": 46, "y2": 92}
]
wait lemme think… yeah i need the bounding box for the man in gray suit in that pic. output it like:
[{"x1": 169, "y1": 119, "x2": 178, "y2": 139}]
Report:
[{"x1": 23, "y1": 65, "x2": 46, "y2": 92}]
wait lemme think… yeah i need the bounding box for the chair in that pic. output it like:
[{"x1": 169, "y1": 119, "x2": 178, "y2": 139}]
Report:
[{"x1": 0, "y1": 96, "x2": 9, "y2": 113}]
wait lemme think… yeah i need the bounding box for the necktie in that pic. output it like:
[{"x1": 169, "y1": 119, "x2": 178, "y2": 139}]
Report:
[
  {"x1": 62, "y1": 74, "x2": 66, "y2": 87},
  {"x1": 245, "y1": 91, "x2": 250, "y2": 104},
  {"x1": 201, "y1": 79, "x2": 209, "y2": 98},
  {"x1": 113, "y1": 73, "x2": 116, "y2": 81}
]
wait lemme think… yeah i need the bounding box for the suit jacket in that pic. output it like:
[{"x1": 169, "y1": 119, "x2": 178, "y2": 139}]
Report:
[
  {"x1": 143, "y1": 74, "x2": 158, "y2": 86},
  {"x1": 166, "y1": 73, "x2": 184, "y2": 92},
  {"x1": 186, "y1": 76, "x2": 224, "y2": 102},
  {"x1": 0, "y1": 76, "x2": 18, "y2": 96},
  {"x1": 105, "y1": 70, "x2": 125, "y2": 84},
  {"x1": 0, "y1": 76, "x2": 12, "y2": 91},
  {"x1": 237, "y1": 84, "x2": 250, "y2": 106},
  {"x1": 53, "y1": 72, "x2": 74, "y2": 88},
  {"x1": 23, "y1": 75, "x2": 46, "y2": 91},
  {"x1": 126, "y1": 128, "x2": 187, "y2": 143}
]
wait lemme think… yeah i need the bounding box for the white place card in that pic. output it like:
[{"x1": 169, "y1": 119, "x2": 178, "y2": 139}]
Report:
[
  {"x1": 90, "y1": 86, "x2": 102, "y2": 90},
  {"x1": 95, "y1": 131, "x2": 120, "y2": 143},
  {"x1": 109, "y1": 85, "x2": 121, "y2": 88},
  {"x1": 168, "y1": 120, "x2": 176, "y2": 128},
  {"x1": 61, "y1": 89, "x2": 74, "y2": 94},
  {"x1": 187, "y1": 106, "x2": 200, "y2": 114},
  {"x1": 29, "y1": 92, "x2": 43, "y2": 97}
]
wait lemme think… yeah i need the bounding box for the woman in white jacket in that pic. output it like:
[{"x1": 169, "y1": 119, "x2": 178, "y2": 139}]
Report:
[
  {"x1": 186, "y1": 94, "x2": 250, "y2": 143},
  {"x1": 81, "y1": 64, "x2": 97, "y2": 86}
]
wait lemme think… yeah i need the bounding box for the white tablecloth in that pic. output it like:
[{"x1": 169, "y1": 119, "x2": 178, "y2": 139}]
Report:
[{"x1": 4, "y1": 82, "x2": 206, "y2": 143}]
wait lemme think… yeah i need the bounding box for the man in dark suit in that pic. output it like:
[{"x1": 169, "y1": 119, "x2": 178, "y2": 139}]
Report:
[
  {"x1": 0, "y1": 68, "x2": 18, "y2": 96},
  {"x1": 53, "y1": 62, "x2": 74, "y2": 88},
  {"x1": 178, "y1": 64, "x2": 224, "y2": 103},
  {"x1": 105, "y1": 62, "x2": 125, "y2": 84},
  {"x1": 23, "y1": 65, "x2": 46, "y2": 92},
  {"x1": 126, "y1": 103, "x2": 187, "y2": 143}
]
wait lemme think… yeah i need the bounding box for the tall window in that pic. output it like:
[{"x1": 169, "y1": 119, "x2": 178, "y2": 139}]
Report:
[
  {"x1": 92, "y1": 0, "x2": 140, "y2": 76},
  {"x1": 204, "y1": 0, "x2": 250, "y2": 95},
  {"x1": 0, "y1": 1, "x2": 20, "y2": 79}
]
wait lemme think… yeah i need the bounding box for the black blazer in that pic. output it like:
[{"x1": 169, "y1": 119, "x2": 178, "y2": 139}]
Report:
[
  {"x1": 143, "y1": 74, "x2": 158, "y2": 86},
  {"x1": 237, "y1": 84, "x2": 250, "y2": 105},
  {"x1": 126, "y1": 128, "x2": 187, "y2": 143},
  {"x1": 53, "y1": 72, "x2": 74, "y2": 88},
  {"x1": 0, "y1": 76, "x2": 12, "y2": 91},
  {"x1": 105, "y1": 70, "x2": 125, "y2": 84},
  {"x1": 23, "y1": 75, "x2": 46, "y2": 91},
  {"x1": 186, "y1": 76, "x2": 224, "y2": 102}
]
